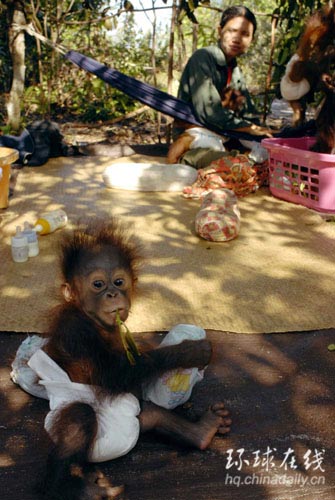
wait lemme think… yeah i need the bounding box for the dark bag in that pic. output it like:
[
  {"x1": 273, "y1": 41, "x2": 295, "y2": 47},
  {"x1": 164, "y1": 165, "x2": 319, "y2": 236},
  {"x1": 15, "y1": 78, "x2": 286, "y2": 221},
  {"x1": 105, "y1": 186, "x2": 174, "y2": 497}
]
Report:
[{"x1": 0, "y1": 120, "x2": 79, "y2": 166}]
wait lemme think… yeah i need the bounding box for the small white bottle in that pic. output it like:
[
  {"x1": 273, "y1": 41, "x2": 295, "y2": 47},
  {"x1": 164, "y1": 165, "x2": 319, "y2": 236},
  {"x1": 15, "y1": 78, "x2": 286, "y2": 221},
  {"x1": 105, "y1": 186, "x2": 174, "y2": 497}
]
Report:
[
  {"x1": 11, "y1": 226, "x2": 29, "y2": 263},
  {"x1": 22, "y1": 221, "x2": 39, "y2": 257},
  {"x1": 33, "y1": 209, "x2": 68, "y2": 235}
]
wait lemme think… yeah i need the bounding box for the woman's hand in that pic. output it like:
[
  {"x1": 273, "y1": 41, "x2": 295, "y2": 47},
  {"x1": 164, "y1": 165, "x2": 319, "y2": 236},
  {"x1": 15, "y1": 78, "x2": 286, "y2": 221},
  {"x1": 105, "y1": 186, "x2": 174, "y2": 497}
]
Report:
[{"x1": 235, "y1": 124, "x2": 273, "y2": 137}]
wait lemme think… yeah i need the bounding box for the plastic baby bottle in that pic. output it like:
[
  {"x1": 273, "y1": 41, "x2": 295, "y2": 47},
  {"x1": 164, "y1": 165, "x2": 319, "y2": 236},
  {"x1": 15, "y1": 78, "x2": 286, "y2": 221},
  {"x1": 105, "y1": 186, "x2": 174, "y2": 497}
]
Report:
[
  {"x1": 22, "y1": 221, "x2": 39, "y2": 257},
  {"x1": 33, "y1": 209, "x2": 68, "y2": 235},
  {"x1": 11, "y1": 226, "x2": 29, "y2": 263}
]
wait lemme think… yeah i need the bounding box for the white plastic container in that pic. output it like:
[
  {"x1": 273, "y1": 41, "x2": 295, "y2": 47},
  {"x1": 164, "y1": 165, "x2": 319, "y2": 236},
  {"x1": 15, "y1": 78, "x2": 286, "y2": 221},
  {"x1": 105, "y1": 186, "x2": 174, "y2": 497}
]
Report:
[
  {"x1": 22, "y1": 221, "x2": 39, "y2": 257},
  {"x1": 33, "y1": 209, "x2": 68, "y2": 235},
  {"x1": 11, "y1": 226, "x2": 29, "y2": 263}
]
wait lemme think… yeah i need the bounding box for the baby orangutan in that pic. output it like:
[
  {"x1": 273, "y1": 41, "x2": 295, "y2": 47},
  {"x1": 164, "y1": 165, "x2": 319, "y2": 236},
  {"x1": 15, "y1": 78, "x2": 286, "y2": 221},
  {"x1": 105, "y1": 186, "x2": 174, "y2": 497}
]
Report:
[
  {"x1": 280, "y1": 5, "x2": 335, "y2": 127},
  {"x1": 25, "y1": 219, "x2": 231, "y2": 500},
  {"x1": 167, "y1": 87, "x2": 246, "y2": 164}
]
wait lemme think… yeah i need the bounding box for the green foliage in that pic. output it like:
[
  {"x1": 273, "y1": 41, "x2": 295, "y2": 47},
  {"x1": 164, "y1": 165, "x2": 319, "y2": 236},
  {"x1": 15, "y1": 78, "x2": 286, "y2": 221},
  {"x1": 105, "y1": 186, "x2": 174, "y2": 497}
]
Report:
[
  {"x1": 0, "y1": 0, "x2": 330, "y2": 124},
  {"x1": 16, "y1": 2, "x2": 168, "y2": 121},
  {"x1": 178, "y1": 0, "x2": 211, "y2": 23},
  {"x1": 0, "y1": 124, "x2": 13, "y2": 135}
]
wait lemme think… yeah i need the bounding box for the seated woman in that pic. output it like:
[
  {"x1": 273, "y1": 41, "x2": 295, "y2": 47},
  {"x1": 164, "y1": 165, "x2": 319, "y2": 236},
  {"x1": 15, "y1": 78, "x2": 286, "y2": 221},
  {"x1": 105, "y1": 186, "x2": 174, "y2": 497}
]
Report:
[{"x1": 168, "y1": 5, "x2": 273, "y2": 164}]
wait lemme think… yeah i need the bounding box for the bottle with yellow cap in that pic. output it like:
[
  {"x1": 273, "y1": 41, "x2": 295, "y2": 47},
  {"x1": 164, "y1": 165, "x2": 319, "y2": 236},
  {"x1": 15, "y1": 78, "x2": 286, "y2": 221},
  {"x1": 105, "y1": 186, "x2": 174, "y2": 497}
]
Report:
[{"x1": 33, "y1": 209, "x2": 68, "y2": 235}]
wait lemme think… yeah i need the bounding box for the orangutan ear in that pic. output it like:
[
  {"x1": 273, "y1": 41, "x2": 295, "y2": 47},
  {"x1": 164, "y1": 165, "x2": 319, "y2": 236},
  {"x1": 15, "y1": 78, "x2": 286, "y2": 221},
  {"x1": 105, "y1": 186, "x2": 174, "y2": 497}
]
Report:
[{"x1": 62, "y1": 283, "x2": 74, "y2": 302}]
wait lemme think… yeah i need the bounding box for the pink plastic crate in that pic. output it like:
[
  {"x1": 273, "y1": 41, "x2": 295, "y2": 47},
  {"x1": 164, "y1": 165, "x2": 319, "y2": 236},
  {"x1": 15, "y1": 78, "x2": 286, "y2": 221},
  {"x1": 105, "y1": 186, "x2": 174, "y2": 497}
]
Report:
[{"x1": 261, "y1": 137, "x2": 335, "y2": 213}]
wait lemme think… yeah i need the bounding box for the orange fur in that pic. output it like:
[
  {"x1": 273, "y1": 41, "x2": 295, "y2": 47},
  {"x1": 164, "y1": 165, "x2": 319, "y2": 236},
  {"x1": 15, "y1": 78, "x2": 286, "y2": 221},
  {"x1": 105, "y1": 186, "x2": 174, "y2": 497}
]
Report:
[{"x1": 287, "y1": 5, "x2": 335, "y2": 126}]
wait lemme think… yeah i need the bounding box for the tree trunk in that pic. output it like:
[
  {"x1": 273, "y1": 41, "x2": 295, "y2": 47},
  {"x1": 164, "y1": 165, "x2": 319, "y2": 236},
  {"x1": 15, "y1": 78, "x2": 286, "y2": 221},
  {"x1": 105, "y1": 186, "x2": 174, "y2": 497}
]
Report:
[
  {"x1": 177, "y1": 22, "x2": 187, "y2": 70},
  {"x1": 150, "y1": 1, "x2": 157, "y2": 87},
  {"x1": 167, "y1": 0, "x2": 177, "y2": 94},
  {"x1": 192, "y1": 23, "x2": 198, "y2": 53},
  {"x1": 7, "y1": 2, "x2": 26, "y2": 131},
  {"x1": 149, "y1": 1, "x2": 162, "y2": 141},
  {"x1": 263, "y1": 15, "x2": 278, "y2": 122}
]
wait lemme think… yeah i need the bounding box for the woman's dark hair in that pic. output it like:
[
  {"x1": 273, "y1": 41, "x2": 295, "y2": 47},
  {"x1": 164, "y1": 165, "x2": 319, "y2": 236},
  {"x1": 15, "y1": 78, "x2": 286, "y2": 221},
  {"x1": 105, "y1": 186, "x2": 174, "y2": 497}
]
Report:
[{"x1": 220, "y1": 5, "x2": 257, "y2": 35}]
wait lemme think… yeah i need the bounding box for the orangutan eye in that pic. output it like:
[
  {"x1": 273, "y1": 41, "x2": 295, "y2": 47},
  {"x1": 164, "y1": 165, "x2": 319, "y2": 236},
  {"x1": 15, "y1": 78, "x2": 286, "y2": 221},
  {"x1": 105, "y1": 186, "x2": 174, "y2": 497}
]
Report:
[
  {"x1": 93, "y1": 280, "x2": 105, "y2": 289},
  {"x1": 113, "y1": 278, "x2": 124, "y2": 287}
]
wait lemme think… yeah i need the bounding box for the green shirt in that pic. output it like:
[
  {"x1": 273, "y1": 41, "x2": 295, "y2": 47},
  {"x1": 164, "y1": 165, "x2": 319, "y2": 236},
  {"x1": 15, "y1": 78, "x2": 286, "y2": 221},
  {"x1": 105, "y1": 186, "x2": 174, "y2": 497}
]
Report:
[{"x1": 177, "y1": 43, "x2": 259, "y2": 132}]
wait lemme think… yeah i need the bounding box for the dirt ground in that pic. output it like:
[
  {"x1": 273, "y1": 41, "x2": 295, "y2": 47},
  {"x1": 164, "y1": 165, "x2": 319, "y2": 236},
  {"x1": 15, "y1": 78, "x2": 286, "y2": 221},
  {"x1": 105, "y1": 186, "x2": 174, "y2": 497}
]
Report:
[
  {"x1": 59, "y1": 107, "x2": 172, "y2": 151},
  {"x1": 1, "y1": 329, "x2": 334, "y2": 500},
  {"x1": 57, "y1": 98, "x2": 297, "y2": 151}
]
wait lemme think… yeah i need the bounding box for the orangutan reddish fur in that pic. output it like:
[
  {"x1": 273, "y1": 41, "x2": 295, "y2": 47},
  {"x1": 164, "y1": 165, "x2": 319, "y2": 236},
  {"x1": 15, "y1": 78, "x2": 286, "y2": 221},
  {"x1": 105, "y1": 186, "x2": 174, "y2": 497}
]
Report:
[
  {"x1": 285, "y1": 5, "x2": 335, "y2": 130},
  {"x1": 35, "y1": 219, "x2": 231, "y2": 500}
]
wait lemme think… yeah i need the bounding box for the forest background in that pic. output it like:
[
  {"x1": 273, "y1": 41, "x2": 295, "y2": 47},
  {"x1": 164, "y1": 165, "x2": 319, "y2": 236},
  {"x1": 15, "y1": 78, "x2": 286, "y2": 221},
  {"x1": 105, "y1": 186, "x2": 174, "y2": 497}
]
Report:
[{"x1": 0, "y1": 0, "x2": 328, "y2": 136}]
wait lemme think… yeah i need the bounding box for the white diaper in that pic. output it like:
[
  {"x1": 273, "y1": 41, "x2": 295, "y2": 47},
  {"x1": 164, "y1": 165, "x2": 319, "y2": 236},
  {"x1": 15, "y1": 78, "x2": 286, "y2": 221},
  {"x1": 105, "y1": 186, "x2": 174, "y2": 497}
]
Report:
[
  {"x1": 12, "y1": 324, "x2": 206, "y2": 462},
  {"x1": 187, "y1": 127, "x2": 227, "y2": 151},
  {"x1": 28, "y1": 349, "x2": 141, "y2": 463},
  {"x1": 280, "y1": 54, "x2": 311, "y2": 101}
]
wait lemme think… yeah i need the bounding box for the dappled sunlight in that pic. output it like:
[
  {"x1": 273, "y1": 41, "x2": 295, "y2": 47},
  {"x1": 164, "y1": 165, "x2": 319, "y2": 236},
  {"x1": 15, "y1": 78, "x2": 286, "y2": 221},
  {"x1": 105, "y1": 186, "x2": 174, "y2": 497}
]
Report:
[
  {"x1": 238, "y1": 189, "x2": 335, "y2": 259},
  {"x1": 0, "y1": 326, "x2": 333, "y2": 500},
  {"x1": 1, "y1": 158, "x2": 335, "y2": 335},
  {"x1": 208, "y1": 333, "x2": 296, "y2": 386},
  {"x1": 0, "y1": 367, "x2": 13, "y2": 388},
  {"x1": 0, "y1": 366, "x2": 32, "y2": 411},
  {"x1": 186, "y1": 329, "x2": 334, "y2": 500},
  {"x1": 0, "y1": 454, "x2": 15, "y2": 467},
  {"x1": 5, "y1": 383, "x2": 32, "y2": 411},
  {"x1": 291, "y1": 374, "x2": 334, "y2": 436},
  {"x1": 216, "y1": 262, "x2": 334, "y2": 333},
  {"x1": 196, "y1": 428, "x2": 329, "y2": 500},
  {"x1": 0, "y1": 286, "x2": 31, "y2": 299},
  {"x1": 0, "y1": 339, "x2": 47, "y2": 485}
]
